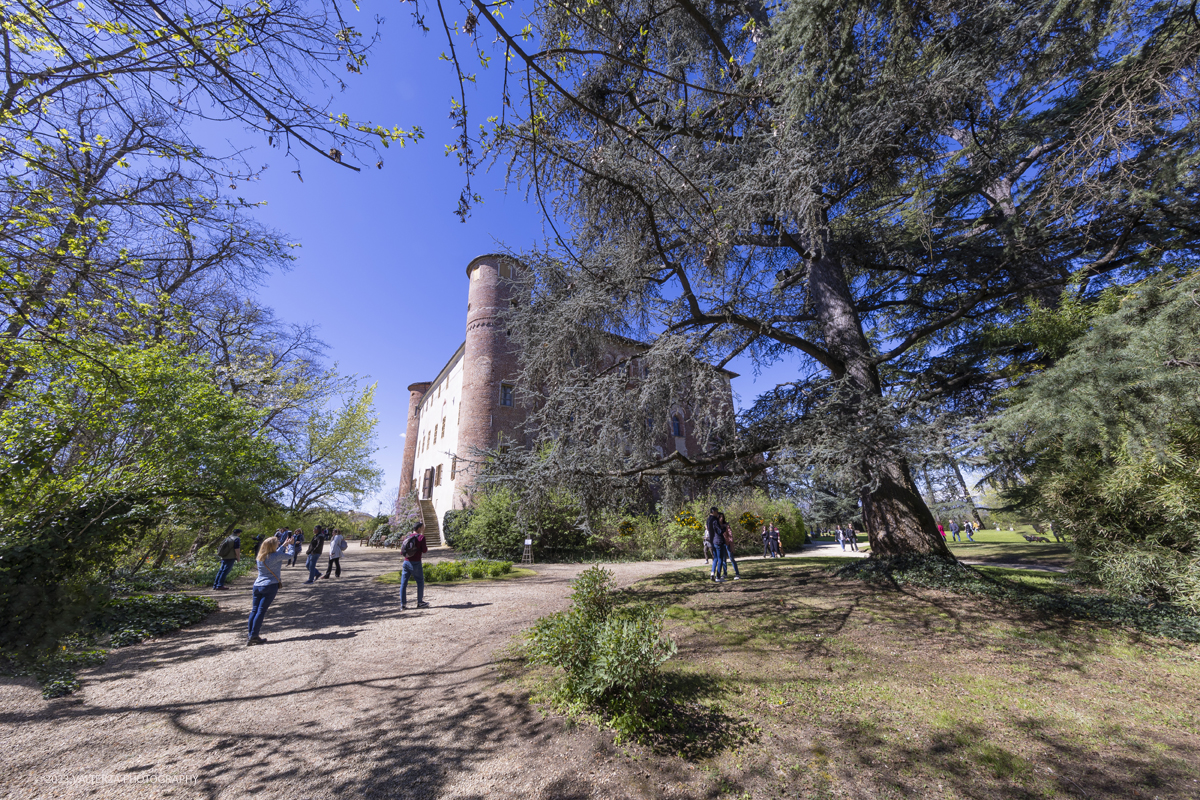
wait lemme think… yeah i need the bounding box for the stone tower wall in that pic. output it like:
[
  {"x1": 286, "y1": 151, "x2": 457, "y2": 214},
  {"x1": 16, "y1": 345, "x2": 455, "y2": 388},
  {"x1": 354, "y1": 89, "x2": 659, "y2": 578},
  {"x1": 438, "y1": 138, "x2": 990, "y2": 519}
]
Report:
[
  {"x1": 399, "y1": 381, "x2": 432, "y2": 497},
  {"x1": 456, "y1": 254, "x2": 523, "y2": 497}
]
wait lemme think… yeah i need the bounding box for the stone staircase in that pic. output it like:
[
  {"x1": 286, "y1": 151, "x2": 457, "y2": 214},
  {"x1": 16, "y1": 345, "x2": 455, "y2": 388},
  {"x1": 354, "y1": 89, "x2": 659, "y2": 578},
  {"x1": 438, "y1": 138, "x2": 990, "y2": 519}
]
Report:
[{"x1": 418, "y1": 499, "x2": 443, "y2": 547}]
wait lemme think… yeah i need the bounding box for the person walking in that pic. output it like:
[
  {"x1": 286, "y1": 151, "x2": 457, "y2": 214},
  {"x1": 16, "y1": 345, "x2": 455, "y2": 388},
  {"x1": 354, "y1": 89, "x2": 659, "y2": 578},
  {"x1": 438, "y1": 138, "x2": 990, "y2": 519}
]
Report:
[
  {"x1": 837, "y1": 526, "x2": 846, "y2": 551},
  {"x1": 286, "y1": 527, "x2": 304, "y2": 566},
  {"x1": 937, "y1": 523, "x2": 946, "y2": 541},
  {"x1": 718, "y1": 513, "x2": 741, "y2": 580},
  {"x1": 399, "y1": 521, "x2": 430, "y2": 609},
  {"x1": 212, "y1": 530, "x2": 242, "y2": 590},
  {"x1": 761, "y1": 524, "x2": 772, "y2": 558},
  {"x1": 706, "y1": 507, "x2": 725, "y2": 583},
  {"x1": 950, "y1": 520, "x2": 962, "y2": 542},
  {"x1": 965, "y1": 520, "x2": 976, "y2": 542},
  {"x1": 770, "y1": 525, "x2": 782, "y2": 557},
  {"x1": 247, "y1": 537, "x2": 286, "y2": 645},
  {"x1": 324, "y1": 529, "x2": 348, "y2": 579},
  {"x1": 304, "y1": 528, "x2": 325, "y2": 584},
  {"x1": 846, "y1": 525, "x2": 859, "y2": 552}
]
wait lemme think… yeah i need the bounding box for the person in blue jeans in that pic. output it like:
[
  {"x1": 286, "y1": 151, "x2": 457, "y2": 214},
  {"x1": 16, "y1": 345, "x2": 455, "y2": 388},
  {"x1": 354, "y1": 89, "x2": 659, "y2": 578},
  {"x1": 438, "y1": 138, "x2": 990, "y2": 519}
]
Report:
[
  {"x1": 212, "y1": 530, "x2": 242, "y2": 590},
  {"x1": 706, "y1": 507, "x2": 726, "y2": 583},
  {"x1": 718, "y1": 513, "x2": 741, "y2": 580},
  {"x1": 247, "y1": 537, "x2": 286, "y2": 645},
  {"x1": 304, "y1": 528, "x2": 326, "y2": 584},
  {"x1": 950, "y1": 521, "x2": 961, "y2": 542},
  {"x1": 399, "y1": 521, "x2": 430, "y2": 609}
]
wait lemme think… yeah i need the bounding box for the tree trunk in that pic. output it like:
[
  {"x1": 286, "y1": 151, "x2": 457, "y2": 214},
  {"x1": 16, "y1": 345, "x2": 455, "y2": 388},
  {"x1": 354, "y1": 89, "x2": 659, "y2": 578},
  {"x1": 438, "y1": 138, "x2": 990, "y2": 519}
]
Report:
[
  {"x1": 807, "y1": 246, "x2": 952, "y2": 559},
  {"x1": 151, "y1": 528, "x2": 177, "y2": 569},
  {"x1": 948, "y1": 457, "x2": 984, "y2": 527},
  {"x1": 186, "y1": 522, "x2": 230, "y2": 559},
  {"x1": 129, "y1": 536, "x2": 160, "y2": 576}
]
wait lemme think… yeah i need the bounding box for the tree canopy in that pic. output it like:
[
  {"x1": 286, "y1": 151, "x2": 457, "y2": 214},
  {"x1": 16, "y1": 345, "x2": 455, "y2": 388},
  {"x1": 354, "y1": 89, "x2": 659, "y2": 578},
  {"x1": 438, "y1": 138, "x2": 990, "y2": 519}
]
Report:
[
  {"x1": 989, "y1": 273, "x2": 1200, "y2": 609},
  {"x1": 430, "y1": 0, "x2": 1200, "y2": 555}
]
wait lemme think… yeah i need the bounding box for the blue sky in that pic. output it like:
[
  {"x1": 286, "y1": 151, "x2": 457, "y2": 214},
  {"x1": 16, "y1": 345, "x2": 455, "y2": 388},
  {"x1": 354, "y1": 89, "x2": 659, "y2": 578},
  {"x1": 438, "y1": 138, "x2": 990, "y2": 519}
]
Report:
[{"x1": 223, "y1": 10, "x2": 799, "y2": 514}]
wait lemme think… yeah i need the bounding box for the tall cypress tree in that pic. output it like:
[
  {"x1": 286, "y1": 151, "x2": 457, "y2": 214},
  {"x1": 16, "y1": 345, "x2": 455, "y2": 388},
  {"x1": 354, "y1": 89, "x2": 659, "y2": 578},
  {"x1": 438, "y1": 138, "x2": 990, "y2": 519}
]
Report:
[{"x1": 434, "y1": 0, "x2": 1200, "y2": 555}]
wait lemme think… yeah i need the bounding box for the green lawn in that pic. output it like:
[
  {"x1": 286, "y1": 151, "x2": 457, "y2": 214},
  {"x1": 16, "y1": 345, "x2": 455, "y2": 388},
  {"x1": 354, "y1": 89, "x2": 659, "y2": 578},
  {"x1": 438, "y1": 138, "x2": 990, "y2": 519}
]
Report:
[
  {"x1": 570, "y1": 558, "x2": 1200, "y2": 799},
  {"x1": 816, "y1": 525, "x2": 1074, "y2": 568}
]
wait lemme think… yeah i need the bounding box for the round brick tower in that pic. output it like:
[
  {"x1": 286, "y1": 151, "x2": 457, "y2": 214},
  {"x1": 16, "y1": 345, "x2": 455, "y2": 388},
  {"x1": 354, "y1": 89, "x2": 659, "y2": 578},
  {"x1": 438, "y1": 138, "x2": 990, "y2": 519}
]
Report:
[
  {"x1": 399, "y1": 381, "x2": 432, "y2": 497},
  {"x1": 457, "y1": 254, "x2": 521, "y2": 495}
]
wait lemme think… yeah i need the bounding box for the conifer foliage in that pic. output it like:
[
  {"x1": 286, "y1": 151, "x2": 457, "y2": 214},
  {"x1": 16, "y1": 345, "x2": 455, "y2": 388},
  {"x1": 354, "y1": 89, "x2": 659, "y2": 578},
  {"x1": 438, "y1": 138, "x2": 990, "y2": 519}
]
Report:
[
  {"x1": 990, "y1": 274, "x2": 1200, "y2": 610},
  {"x1": 433, "y1": 0, "x2": 1200, "y2": 555}
]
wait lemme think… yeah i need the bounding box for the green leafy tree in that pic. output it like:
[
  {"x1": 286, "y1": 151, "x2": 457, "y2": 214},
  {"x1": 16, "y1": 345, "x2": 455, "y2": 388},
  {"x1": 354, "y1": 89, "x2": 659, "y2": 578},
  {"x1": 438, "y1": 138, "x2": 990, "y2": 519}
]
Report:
[
  {"x1": 429, "y1": 0, "x2": 1200, "y2": 556},
  {"x1": 274, "y1": 383, "x2": 384, "y2": 513},
  {"x1": 989, "y1": 274, "x2": 1200, "y2": 609},
  {"x1": 0, "y1": 331, "x2": 285, "y2": 653}
]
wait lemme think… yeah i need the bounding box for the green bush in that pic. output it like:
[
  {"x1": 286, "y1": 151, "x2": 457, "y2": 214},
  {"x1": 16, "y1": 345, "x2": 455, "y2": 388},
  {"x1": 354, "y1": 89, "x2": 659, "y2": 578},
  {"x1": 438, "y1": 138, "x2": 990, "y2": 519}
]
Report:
[
  {"x1": 107, "y1": 557, "x2": 253, "y2": 594},
  {"x1": 0, "y1": 647, "x2": 108, "y2": 699},
  {"x1": 526, "y1": 566, "x2": 676, "y2": 735},
  {"x1": 442, "y1": 509, "x2": 474, "y2": 548},
  {"x1": 453, "y1": 487, "x2": 524, "y2": 558},
  {"x1": 369, "y1": 523, "x2": 390, "y2": 546},
  {"x1": 89, "y1": 594, "x2": 218, "y2": 646},
  {"x1": 1, "y1": 592, "x2": 217, "y2": 699},
  {"x1": 422, "y1": 559, "x2": 514, "y2": 583}
]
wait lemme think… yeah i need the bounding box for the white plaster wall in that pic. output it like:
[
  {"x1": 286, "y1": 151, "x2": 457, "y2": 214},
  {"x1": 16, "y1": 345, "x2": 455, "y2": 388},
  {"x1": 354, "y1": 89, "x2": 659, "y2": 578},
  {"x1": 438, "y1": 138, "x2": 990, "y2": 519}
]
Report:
[{"x1": 412, "y1": 352, "x2": 466, "y2": 522}]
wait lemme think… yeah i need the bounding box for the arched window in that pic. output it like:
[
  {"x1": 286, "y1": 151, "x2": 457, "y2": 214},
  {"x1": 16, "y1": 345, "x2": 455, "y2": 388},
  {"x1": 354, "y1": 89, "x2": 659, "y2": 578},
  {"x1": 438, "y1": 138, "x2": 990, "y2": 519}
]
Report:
[{"x1": 671, "y1": 415, "x2": 682, "y2": 437}]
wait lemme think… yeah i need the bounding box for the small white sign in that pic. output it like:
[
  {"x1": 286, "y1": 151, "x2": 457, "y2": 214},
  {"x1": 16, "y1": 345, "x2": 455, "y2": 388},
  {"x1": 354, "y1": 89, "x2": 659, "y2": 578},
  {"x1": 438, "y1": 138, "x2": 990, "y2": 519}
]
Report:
[{"x1": 524, "y1": 539, "x2": 532, "y2": 546}]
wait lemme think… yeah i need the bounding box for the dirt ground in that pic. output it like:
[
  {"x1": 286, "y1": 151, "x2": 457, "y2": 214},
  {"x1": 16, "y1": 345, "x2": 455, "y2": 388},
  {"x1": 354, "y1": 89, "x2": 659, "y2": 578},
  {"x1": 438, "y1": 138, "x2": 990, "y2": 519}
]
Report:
[
  {"x1": 0, "y1": 545, "x2": 707, "y2": 800},
  {"x1": 4, "y1": 544, "x2": 1182, "y2": 800}
]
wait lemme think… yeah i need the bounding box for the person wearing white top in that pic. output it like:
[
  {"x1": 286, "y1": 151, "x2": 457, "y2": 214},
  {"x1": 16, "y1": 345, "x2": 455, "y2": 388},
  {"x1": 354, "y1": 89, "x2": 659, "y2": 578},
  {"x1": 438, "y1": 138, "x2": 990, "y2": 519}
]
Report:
[{"x1": 324, "y1": 529, "x2": 348, "y2": 579}]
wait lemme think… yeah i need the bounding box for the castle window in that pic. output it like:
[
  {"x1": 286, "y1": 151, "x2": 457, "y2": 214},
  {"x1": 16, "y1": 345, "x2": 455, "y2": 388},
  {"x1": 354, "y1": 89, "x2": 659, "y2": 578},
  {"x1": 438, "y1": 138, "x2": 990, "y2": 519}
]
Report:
[
  {"x1": 672, "y1": 415, "x2": 682, "y2": 437},
  {"x1": 435, "y1": 464, "x2": 443, "y2": 486},
  {"x1": 450, "y1": 456, "x2": 457, "y2": 480},
  {"x1": 499, "y1": 383, "x2": 514, "y2": 407},
  {"x1": 441, "y1": 419, "x2": 447, "y2": 437}
]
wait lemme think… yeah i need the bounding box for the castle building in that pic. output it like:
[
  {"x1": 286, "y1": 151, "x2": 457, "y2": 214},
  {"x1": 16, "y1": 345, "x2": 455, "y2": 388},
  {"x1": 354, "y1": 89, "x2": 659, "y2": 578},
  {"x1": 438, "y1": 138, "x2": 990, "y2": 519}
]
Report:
[{"x1": 399, "y1": 254, "x2": 731, "y2": 543}]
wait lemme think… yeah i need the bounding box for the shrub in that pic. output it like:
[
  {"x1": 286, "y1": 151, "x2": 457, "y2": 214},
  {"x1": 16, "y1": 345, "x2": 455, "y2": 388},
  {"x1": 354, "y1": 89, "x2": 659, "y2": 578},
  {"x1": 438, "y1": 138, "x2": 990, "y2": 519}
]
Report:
[
  {"x1": 1, "y1": 593, "x2": 216, "y2": 699},
  {"x1": 107, "y1": 558, "x2": 253, "y2": 594},
  {"x1": 526, "y1": 566, "x2": 676, "y2": 735},
  {"x1": 454, "y1": 487, "x2": 523, "y2": 558},
  {"x1": 369, "y1": 523, "x2": 390, "y2": 546},
  {"x1": 442, "y1": 509, "x2": 474, "y2": 548},
  {"x1": 89, "y1": 594, "x2": 218, "y2": 645},
  {"x1": 422, "y1": 559, "x2": 514, "y2": 583}
]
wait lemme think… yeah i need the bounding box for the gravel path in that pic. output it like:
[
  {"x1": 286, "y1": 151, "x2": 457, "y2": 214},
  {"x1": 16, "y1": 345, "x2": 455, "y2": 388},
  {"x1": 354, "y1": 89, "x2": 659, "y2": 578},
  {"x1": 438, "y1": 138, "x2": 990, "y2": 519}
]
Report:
[{"x1": 0, "y1": 546, "x2": 708, "y2": 800}]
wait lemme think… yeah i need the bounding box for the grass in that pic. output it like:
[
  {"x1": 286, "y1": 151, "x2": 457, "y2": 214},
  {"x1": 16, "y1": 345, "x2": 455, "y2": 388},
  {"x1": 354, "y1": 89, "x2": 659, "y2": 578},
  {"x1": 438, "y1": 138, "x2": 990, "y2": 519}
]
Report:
[
  {"x1": 515, "y1": 557, "x2": 1200, "y2": 799},
  {"x1": 375, "y1": 566, "x2": 537, "y2": 585},
  {"x1": 814, "y1": 525, "x2": 1075, "y2": 568}
]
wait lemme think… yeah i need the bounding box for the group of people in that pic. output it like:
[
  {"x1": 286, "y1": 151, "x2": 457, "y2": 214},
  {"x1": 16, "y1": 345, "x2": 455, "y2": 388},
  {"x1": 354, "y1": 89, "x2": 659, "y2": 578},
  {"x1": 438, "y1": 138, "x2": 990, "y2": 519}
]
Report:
[
  {"x1": 937, "y1": 519, "x2": 977, "y2": 542},
  {"x1": 760, "y1": 524, "x2": 782, "y2": 558},
  {"x1": 833, "y1": 526, "x2": 859, "y2": 552},
  {"x1": 704, "y1": 508, "x2": 742, "y2": 583},
  {"x1": 211, "y1": 525, "x2": 353, "y2": 646}
]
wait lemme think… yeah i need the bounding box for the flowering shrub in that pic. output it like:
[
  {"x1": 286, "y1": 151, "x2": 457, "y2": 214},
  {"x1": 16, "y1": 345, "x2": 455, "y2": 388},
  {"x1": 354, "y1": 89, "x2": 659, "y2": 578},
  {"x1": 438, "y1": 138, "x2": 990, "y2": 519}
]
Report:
[{"x1": 739, "y1": 511, "x2": 763, "y2": 533}]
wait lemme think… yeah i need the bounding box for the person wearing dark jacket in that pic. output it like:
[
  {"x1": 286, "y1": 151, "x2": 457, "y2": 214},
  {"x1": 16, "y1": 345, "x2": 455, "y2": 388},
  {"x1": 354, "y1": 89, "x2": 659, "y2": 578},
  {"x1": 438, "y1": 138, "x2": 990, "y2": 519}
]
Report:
[
  {"x1": 304, "y1": 528, "x2": 326, "y2": 584},
  {"x1": 399, "y1": 521, "x2": 430, "y2": 610},
  {"x1": 213, "y1": 531, "x2": 242, "y2": 590},
  {"x1": 706, "y1": 508, "x2": 725, "y2": 583}
]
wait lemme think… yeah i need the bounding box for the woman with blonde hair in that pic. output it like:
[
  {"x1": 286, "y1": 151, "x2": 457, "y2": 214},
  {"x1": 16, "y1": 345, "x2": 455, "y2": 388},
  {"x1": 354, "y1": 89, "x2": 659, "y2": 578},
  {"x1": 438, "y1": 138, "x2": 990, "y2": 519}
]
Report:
[{"x1": 247, "y1": 536, "x2": 286, "y2": 645}]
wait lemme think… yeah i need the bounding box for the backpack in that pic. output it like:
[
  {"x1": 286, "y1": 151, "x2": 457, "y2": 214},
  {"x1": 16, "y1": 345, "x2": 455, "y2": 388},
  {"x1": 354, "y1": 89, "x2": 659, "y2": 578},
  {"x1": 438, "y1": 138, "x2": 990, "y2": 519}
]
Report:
[
  {"x1": 217, "y1": 537, "x2": 238, "y2": 559},
  {"x1": 400, "y1": 534, "x2": 420, "y2": 557}
]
